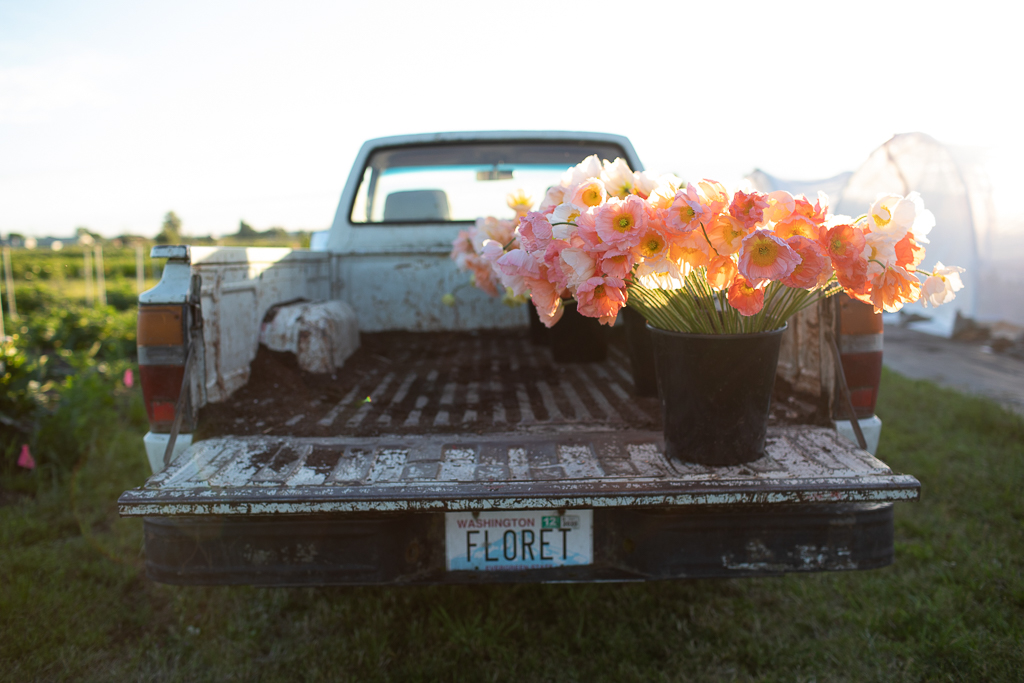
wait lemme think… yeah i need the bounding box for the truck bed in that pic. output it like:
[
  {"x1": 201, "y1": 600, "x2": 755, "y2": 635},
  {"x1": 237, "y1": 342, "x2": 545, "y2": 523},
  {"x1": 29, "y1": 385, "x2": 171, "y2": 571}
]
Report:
[{"x1": 120, "y1": 329, "x2": 918, "y2": 585}]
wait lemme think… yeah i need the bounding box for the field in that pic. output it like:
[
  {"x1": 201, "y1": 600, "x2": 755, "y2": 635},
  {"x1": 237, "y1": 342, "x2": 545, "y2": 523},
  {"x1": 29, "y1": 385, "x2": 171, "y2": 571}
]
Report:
[{"x1": 1, "y1": 271, "x2": 1023, "y2": 682}]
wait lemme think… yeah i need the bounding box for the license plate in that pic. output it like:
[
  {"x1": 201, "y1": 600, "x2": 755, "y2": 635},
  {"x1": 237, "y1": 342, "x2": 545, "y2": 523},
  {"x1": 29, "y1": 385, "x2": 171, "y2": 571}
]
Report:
[{"x1": 445, "y1": 509, "x2": 593, "y2": 571}]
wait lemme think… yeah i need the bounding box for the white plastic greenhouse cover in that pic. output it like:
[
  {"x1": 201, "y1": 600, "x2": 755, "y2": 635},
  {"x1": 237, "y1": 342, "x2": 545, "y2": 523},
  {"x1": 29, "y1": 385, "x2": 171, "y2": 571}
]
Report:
[{"x1": 748, "y1": 133, "x2": 1024, "y2": 336}]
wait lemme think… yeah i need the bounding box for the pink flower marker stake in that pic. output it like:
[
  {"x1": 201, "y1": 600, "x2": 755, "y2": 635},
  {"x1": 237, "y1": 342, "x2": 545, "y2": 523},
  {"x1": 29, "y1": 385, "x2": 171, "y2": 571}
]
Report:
[{"x1": 17, "y1": 444, "x2": 35, "y2": 470}]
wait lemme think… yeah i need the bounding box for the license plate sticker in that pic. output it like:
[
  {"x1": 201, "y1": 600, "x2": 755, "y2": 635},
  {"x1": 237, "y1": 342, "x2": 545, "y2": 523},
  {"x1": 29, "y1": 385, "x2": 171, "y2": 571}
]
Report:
[{"x1": 445, "y1": 510, "x2": 593, "y2": 571}]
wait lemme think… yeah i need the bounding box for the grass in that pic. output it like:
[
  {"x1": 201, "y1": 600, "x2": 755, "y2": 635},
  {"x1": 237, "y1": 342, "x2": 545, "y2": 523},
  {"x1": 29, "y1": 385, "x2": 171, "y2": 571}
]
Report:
[{"x1": 1, "y1": 368, "x2": 1022, "y2": 682}]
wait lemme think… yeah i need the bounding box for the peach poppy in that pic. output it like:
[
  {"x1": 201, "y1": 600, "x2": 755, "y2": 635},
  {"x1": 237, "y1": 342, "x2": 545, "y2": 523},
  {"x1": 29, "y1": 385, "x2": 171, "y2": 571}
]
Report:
[
  {"x1": 570, "y1": 178, "x2": 608, "y2": 209},
  {"x1": 576, "y1": 276, "x2": 628, "y2": 325},
  {"x1": 529, "y1": 277, "x2": 565, "y2": 327},
  {"x1": 637, "y1": 227, "x2": 669, "y2": 260},
  {"x1": 763, "y1": 190, "x2": 796, "y2": 223},
  {"x1": 822, "y1": 224, "x2": 866, "y2": 266},
  {"x1": 506, "y1": 189, "x2": 534, "y2": 218},
  {"x1": 894, "y1": 233, "x2": 925, "y2": 270},
  {"x1": 671, "y1": 244, "x2": 711, "y2": 270},
  {"x1": 836, "y1": 257, "x2": 869, "y2": 295},
  {"x1": 705, "y1": 213, "x2": 750, "y2": 255},
  {"x1": 781, "y1": 236, "x2": 832, "y2": 289},
  {"x1": 696, "y1": 179, "x2": 730, "y2": 214},
  {"x1": 727, "y1": 277, "x2": 764, "y2": 316},
  {"x1": 737, "y1": 229, "x2": 801, "y2": 286},
  {"x1": 774, "y1": 214, "x2": 821, "y2": 242},
  {"x1": 793, "y1": 193, "x2": 829, "y2": 226},
  {"x1": 869, "y1": 265, "x2": 922, "y2": 313},
  {"x1": 706, "y1": 254, "x2": 738, "y2": 290}
]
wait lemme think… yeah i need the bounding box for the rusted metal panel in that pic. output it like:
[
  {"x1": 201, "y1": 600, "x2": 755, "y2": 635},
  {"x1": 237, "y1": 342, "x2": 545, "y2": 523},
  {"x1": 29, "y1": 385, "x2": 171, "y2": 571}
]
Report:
[{"x1": 118, "y1": 425, "x2": 919, "y2": 517}]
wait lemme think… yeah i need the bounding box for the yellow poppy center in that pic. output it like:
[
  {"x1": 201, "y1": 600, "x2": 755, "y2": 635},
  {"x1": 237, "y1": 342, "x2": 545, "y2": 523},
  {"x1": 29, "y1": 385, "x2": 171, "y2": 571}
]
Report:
[
  {"x1": 642, "y1": 237, "x2": 662, "y2": 256},
  {"x1": 582, "y1": 187, "x2": 602, "y2": 207},
  {"x1": 751, "y1": 239, "x2": 778, "y2": 267},
  {"x1": 615, "y1": 215, "x2": 634, "y2": 232},
  {"x1": 872, "y1": 207, "x2": 891, "y2": 228}
]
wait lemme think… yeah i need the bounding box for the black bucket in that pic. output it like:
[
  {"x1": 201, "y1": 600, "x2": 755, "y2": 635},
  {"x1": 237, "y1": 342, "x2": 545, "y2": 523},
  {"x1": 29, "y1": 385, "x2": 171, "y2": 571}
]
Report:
[
  {"x1": 527, "y1": 304, "x2": 549, "y2": 345},
  {"x1": 648, "y1": 324, "x2": 786, "y2": 466},
  {"x1": 622, "y1": 307, "x2": 658, "y2": 397},
  {"x1": 549, "y1": 302, "x2": 608, "y2": 362}
]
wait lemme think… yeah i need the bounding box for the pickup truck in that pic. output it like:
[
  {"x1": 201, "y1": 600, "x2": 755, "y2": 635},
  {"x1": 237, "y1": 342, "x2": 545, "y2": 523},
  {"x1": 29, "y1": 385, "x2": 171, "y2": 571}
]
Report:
[{"x1": 118, "y1": 131, "x2": 919, "y2": 585}]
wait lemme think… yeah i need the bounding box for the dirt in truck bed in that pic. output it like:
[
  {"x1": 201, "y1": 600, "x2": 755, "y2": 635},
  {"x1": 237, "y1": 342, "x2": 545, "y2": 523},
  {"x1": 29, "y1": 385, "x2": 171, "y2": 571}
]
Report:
[{"x1": 196, "y1": 327, "x2": 824, "y2": 440}]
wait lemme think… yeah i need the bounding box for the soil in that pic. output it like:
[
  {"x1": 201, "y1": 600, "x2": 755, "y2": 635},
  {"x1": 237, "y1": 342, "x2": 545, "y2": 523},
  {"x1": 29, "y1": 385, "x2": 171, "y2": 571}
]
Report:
[{"x1": 196, "y1": 327, "x2": 822, "y2": 440}]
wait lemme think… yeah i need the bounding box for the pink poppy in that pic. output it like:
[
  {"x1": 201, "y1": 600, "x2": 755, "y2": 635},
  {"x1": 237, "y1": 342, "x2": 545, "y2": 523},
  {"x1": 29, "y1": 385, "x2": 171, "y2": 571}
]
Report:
[
  {"x1": 665, "y1": 184, "x2": 711, "y2": 234},
  {"x1": 737, "y1": 230, "x2": 800, "y2": 286},
  {"x1": 595, "y1": 195, "x2": 647, "y2": 248},
  {"x1": 495, "y1": 249, "x2": 541, "y2": 296},
  {"x1": 516, "y1": 212, "x2": 553, "y2": 254},
  {"x1": 575, "y1": 207, "x2": 604, "y2": 250},
  {"x1": 728, "y1": 190, "x2": 769, "y2": 230},
  {"x1": 598, "y1": 247, "x2": 637, "y2": 280}
]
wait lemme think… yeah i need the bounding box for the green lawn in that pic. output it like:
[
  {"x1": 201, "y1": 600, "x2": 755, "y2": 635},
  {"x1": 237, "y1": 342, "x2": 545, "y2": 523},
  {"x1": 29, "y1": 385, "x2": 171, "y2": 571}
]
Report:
[{"x1": 2, "y1": 369, "x2": 1022, "y2": 682}]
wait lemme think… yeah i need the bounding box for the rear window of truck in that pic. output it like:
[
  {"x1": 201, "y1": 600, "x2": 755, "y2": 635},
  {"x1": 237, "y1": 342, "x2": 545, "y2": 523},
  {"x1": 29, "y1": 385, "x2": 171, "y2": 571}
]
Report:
[{"x1": 349, "y1": 141, "x2": 630, "y2": 224}]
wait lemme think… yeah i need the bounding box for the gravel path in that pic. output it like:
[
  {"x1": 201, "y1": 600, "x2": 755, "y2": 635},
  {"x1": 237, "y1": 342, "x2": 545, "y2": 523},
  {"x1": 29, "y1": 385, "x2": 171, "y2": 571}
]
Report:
[{"x1": 882, "y1": 325, "x2": 1024, "y2": 416}]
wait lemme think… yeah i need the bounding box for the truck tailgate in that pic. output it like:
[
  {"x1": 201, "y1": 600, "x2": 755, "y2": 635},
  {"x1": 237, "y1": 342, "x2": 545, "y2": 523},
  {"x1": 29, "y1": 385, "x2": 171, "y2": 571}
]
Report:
[
  {"x1": 119, "y1": 426, "x2": 917, "y2": 516},
  {"x1": 119, "y1": 329, "x2": 919, "y2": 584}
]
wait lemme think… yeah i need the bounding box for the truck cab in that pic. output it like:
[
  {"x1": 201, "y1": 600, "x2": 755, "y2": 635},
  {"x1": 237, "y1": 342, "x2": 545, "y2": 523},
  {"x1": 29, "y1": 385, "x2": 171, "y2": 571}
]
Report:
[{"x1": 119, "y1": 131, "x2": 918, "y2": 585}]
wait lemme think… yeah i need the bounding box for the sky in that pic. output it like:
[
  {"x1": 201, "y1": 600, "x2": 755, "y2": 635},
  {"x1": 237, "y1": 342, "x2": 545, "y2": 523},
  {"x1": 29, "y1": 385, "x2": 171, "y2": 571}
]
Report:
[{"x1": 1, "y1": 0, "x2": 1020, "y2": 239}]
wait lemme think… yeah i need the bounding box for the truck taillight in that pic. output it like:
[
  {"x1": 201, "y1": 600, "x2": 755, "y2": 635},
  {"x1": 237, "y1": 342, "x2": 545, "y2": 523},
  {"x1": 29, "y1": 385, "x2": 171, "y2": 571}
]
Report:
[{"x1": 138, "y1": 304, "x2": 188, "y2": 432}]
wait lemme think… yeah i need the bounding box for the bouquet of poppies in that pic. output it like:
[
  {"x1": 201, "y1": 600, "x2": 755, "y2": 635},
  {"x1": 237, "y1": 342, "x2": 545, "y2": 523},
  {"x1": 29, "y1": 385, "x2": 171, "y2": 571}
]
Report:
[
  {"x1": 466, "y1": 155, "x2": 964, "y2": 334},
  {"x1": 449, "y1": 191, "x2": 533, "y2": 304}
]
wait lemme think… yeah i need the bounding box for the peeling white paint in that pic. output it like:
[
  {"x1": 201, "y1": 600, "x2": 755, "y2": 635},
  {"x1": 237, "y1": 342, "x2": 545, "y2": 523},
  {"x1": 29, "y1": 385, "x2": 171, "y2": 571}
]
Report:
[{"x1": 120, "y1": 426, "x2": 921, "y2": 517}]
